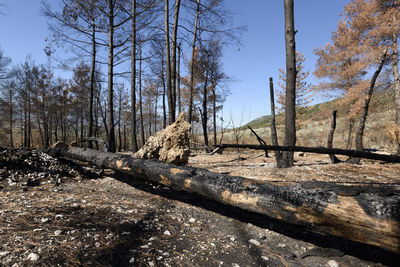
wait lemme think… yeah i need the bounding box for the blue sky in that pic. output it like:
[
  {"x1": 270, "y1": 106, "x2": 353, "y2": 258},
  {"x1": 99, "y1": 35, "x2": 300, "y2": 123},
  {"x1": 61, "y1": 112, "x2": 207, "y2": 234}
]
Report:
[{"x1": 0, "y1": 0, "x2": 349, "y2": 126}]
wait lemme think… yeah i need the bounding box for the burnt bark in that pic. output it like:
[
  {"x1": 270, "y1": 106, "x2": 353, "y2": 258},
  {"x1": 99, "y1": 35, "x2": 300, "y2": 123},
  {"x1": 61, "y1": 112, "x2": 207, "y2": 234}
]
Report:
[
  {"x1": 50, "y1": 147, "x2": 400, "y2": 254},
  {"x1": 188, "y1": 0, "x2": 200, "y2": 124},
  {"x1": 170, "y1": 0, "x2": 181, "y2": 122},
  {"x1": 269, "y1": 77, "x2": 284, "y2": 167},
  {"x1": 327, "y1": 110, "x2": 340, "y2": 163},
  {"x1": 282, "y1": 0, "x2": 296, "y2": 168},
  {"x1": 107, "y1": 0, "x2": 116, "y2": 152},
  {"x1": 164, "y1": 0, "x2": 173, "y2": 125},
  {"x1": 130, "y1": 0, "x2": 139, "y2": 152}
]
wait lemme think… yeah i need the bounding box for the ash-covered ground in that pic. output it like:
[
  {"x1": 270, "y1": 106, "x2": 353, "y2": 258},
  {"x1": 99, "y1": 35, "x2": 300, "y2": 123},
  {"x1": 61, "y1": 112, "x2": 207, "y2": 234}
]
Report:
[{"x1": 0, "y1": 147, "x2": 399, "y2": 266}]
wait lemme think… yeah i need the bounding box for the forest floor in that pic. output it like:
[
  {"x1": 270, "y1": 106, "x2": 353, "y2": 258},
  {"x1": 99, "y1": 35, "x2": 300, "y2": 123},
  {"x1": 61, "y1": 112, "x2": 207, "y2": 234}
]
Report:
[{"x1": 1, "y1": 147, "x2": 400, "y2": 267}]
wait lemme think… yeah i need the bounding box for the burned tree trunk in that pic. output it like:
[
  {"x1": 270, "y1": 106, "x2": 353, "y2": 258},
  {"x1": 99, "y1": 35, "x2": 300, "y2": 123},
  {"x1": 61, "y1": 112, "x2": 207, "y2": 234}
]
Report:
[
  {"x1": 327, "y1": 110, "x2": 340, "y2": 163},
  {"x1": 348, "y1": 50, "x2": 387, "y2": 164},
  {"x1": 269, "y1": 77, "x2": 284, "y2": 167},
  {"x1": 248, "y1": 126, "x2": 268, "y2": 157},
  {"x1": 50, "y1": 147, "x2": 400, "y2": 253}
]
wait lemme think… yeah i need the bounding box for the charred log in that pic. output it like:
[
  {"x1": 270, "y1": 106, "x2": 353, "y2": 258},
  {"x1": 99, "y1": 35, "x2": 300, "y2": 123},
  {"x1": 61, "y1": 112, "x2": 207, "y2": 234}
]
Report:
[
  {"x1": 215, "y1": 144, "x2": 400, "y2": 163},
  {"x1": 49, "y1": 147, "x2": 400, "y2": 253}
]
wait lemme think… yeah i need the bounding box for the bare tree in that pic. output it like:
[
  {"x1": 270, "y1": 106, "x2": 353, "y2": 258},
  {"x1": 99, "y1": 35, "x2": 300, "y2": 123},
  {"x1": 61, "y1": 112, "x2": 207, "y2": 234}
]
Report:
[{"x1": 281, "y1": 0, "x2": 296, "y2": 168}]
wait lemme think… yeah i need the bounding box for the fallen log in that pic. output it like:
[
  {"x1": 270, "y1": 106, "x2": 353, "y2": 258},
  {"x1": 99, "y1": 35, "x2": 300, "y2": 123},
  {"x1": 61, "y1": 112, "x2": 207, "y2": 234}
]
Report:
[
  {"x1": 215, "y1": 144, "x2": 400, "y2": 163},
  {"x1": 49, "y1": 147, "x2": 400, "y2": 253}
]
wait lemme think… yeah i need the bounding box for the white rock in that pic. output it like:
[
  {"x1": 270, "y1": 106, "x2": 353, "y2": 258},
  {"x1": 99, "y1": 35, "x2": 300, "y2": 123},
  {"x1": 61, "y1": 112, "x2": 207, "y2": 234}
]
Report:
[
  {"x1": 232, "y1": 264, "x2": 240, "y2": 267},
  {"x1": 140, "y1": 245, "x2": 149, "y2": 249},
  {"x1": 261, "y1": 256, "x2": 269, "y2": 261},
  {"x1": 40, "y1": 218, "x2": 49, "y2": 223},
  {"x1": 55, "y1": 214, "x2": 63, "y2": 219},
  {"x1": 148, "y1": 262, "x2": 155, "y2": 267},
  {"x1": 327, "y1": 260, "x2": 339, "y2": 267},
  {"x1": 189, "y1": 218, "x2": 196, "y2": 223},
  {"x1": 248, "y1": 239, "x2": 260, "y2": 246},
  {"x1": 33, "y1": 228, "x2": 42, "y2": 232},
  {"x1": 129, "y1": 257, "x2": 135, "y2": 263},
  {"x1": 163, "y1": 230, "x2": 171, "y2": 236},
  {"x1": 54, "y1": 230, "x2": 62, "y2": 236},
  {"x1": 27, "y1": 253, "x2": 40, "y2": 262},
  {"x1": 0, "y1": 251, "x2": 10, "y2": 257},
  {"x1": 157, "y1": 256, "x2": 163, "y2": 261},
  {"x1": 95, "y1": 242, "x2": 101, "y2": 248}
]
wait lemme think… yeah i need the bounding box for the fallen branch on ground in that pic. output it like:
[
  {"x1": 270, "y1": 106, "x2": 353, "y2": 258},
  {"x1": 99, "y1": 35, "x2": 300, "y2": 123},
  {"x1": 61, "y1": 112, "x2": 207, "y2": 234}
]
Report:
[{"x1": 214, "y1": 144, "x2": 400, "y2": 163}]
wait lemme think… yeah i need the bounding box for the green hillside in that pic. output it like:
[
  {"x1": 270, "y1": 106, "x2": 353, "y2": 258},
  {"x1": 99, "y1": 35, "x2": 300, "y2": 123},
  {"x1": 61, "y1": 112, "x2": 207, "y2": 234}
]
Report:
[{"x1": 243, "y1": 88, "x2": 395, "y2": 130}]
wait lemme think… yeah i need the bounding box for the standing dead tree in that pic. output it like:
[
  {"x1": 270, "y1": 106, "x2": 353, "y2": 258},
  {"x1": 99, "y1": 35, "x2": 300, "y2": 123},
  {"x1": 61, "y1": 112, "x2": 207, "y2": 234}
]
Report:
[
  {"x1": 282, "y1": 0, "x2": 297, "y2": 168},
  {"x1": 327, "y1": 110, "x2": 340, "y2": 163}
]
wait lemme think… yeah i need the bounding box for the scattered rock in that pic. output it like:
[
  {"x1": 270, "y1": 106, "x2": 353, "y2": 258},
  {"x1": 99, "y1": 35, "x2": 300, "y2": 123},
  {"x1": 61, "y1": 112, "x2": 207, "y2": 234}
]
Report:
[
  {"x1": 54, "y1": 230, "x2": 62, "y2": 236},
  {"x1": 163, "y1": 230, "x2": 171, "y2": 236},
  {"x1": 134, "y1": 113, "x2": 191, "y2": 165},
  {"x1": 248, "y1": 239, "x2": 260, "y2": 246},
  {"x1": 0, "y1": 251, "x2": 10, "y2": 257},
  {"x1": 27, "y1": 253, "x2": 40, "y2": 262},
  {"x1": 327, "y1": 260, "x2": 339, "y2": 267}
]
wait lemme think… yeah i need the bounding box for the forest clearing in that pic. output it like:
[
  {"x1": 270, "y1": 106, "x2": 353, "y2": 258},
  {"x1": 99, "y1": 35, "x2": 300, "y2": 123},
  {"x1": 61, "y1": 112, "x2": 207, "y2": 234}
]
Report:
[{"x1": 1, "y1": 0, "x2": 400, "y2": 266}]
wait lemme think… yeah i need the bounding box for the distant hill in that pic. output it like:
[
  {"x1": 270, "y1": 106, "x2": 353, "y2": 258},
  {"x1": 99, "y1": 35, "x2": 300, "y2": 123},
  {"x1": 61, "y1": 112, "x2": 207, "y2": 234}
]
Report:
[{"x1": 242, "y1": 88, "x2": 395, "y2": 130}]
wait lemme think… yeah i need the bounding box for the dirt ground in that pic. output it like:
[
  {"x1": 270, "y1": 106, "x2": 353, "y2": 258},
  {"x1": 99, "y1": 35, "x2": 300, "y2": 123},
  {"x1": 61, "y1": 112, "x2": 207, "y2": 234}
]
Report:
[{"x1": 1, "y1": 147, "x2": 400, "y2": 266}]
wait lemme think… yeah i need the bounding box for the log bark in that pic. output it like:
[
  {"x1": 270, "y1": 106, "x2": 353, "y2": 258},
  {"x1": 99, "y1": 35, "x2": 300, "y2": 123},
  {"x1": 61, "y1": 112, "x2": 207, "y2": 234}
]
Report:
[
  {"x1": 215, "y1": 144, "x2": 400, "y2": 163},
  {"x1": 50, "y1": 147, "x2": 400, "y2": 253}
]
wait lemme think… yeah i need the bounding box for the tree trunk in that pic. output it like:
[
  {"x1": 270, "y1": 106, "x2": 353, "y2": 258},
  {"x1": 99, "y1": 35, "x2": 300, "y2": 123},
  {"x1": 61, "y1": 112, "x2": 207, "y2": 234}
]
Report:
[
  {"x1": 346, "y1": 119, "x2": 354, "y2": 150},
  {"x1": 392, "y1": 34, "x2": 400, "y2": 155},
  {"x1": 154, "y1": 86, "x2": 158, "y2": 133},
  {"x1": 139, "y1": 44, "x2": 145, "y2": 146},
  {"x1": 8, "y1": 88, "x2": 13, "y2": 148},
  {"x1": 131, "y1": 0, "x2": 139, "y2": 152},
  {"x1": 202, "y1": 65, "x2": 209, "y2": 153},
  {"x1": 177, "y1": 42, "x2": 182, "y2": 114},
  {"x1": 107, "y1": 0, "x2": 116, "y2": 152},
  {"x1": 282, "y1": 0, "x2": 296, "y2": 168},
  {"x1": 269, "y1": 77, "x2": 284, "y2": 167},
  {"x1": 51, "y1": 147, "x2": 400, "y2": 254},
  {"x1": 188, "y1": 0, "x2": 200, "y2": 124},
  {"x1": 327, "y1": 110, "x2": 340, "y2": 163},
  {"x1": 161, "y1": 51, "x2": 167, "y2": 129},
  {"x1": 348, "y1": 50, "x2": 387, "y2": 164},
  {"x1": 164, "y1": 0, "x2": 174, "y2": 125},
  {"x1": 88, "y1": 19, "x2": 96, "y2": 149},
  {"x1": 123, "y1": 124, "x2": 127, "y2": 151},
  {"x1": 118, "y1": 92, "x2": 122, "y2": 152},
  {"x1": 212, "y1": 86, "x2": 217, "y2": 146},
  {"x1": 28, "y1": 92, "x2": 31, "y2": 149},
  {"x1": 170, "y1": 0, "x2": 181, "y2": 122}
]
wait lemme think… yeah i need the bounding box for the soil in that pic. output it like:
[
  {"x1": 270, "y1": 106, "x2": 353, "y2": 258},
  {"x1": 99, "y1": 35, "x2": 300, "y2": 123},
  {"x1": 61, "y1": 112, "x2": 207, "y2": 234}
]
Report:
[{"x1": 1, "y1": 147, "x2": 399, "y2": 267}]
